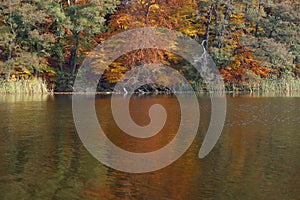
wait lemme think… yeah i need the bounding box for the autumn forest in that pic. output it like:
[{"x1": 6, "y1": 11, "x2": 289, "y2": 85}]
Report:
[{"x1": 0, "y1": 0, "x2": 299, "y2": 93}]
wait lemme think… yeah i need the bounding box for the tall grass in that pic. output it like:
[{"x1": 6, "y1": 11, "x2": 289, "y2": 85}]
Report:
[
  {"x1": 191, "y1": 76, "x2": 300, "y2": 95},
  {"x1": 258, "y1": 77, "x2": 300, "y2": 93},
  {"x1": 228, "y1": 80, "x2": 300, "y2": 94},
  {"x1": 0, "y1": 78, "x2": 51, "y2": 94}
]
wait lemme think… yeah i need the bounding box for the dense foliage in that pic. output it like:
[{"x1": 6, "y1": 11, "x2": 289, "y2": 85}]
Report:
[{"x1": 0, "y1": 0, "x2": 299, "y2": 93}]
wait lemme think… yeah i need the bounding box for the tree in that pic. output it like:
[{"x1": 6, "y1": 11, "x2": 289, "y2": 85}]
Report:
[
  {"x1": 62, "y1": 0, "x2": 118, "y2": 75},
  {"x1": 103, "y1": 0, "x2": 200, "y2": 83},
  {"x1": 0, "y1": 0, "x2": 118, "y2": 90},
  {"x1": 0, "y1": 0, "x2": 55, "y2": 78}
]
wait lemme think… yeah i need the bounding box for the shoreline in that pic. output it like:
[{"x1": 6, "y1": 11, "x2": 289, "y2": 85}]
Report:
[{"x1": 1, "y1": 90, "x2": 300, "y2": 97}]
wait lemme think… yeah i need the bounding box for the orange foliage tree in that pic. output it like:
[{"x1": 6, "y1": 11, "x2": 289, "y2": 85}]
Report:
[{"x1": 100, "y1": 0, "x2": 200, "y2": 83}]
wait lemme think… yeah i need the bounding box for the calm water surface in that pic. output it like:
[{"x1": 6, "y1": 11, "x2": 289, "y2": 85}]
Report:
[{"x1": 0, "y1": 94, "x2": 299, "y2": 200}]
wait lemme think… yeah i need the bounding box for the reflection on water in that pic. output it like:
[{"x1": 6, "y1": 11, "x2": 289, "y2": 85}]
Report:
[
  {"x1": 0, "y1": 94, "x2": 54, "y2": 102},
  {"x1": 0, "y1": 95, "x2": 299, "y2": 199}
]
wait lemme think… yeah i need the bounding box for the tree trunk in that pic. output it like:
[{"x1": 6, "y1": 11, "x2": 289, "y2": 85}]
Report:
[
  {"x1": 255, "y1": 1, "x2": 262, "y2": 37},
  {"x1": 58, "y1": 59, "x2": 63, "y2": 72},
  {"x1": 244, "y1": 4, "x2": 249, "y2": 34},
  {"x1": 7, "y1": 41, "x2": 12, "y2": 60},
  {"x1": 34, "y1": 43, "x2": 41, "y2": 78},
  {"x1": 217, "y1": 5, "x2": 229, "y2": 49},
  {"x1": 145, "y1": 0, "x2": 155, "y2": 25},
  {"x1": 145, "y1": 1, "x2": 151, "y2": 25},
  {"x1": 70, "y1": 33, "x2": 79, "y2": 75},
  {"x1": 268, "y1": 26, "x2": 275, "y2": 38},
  {"x1": 214, "y1": 0, "x2": 220, "y2": 46},
  {"x1": 33, "y1": 67, "x2": 38, "y2": 78},
  {"x1": 255, "y1": 23, "x2": 259, "y2": 37},
  {"x1": 57, "y1": 37, "x2": 63, "y2": 71},
  {"x1": 204, "y1": 4, "x2": 213, "y2": 50}
]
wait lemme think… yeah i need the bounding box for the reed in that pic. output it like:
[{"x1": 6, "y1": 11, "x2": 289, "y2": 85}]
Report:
[
  {"x1": 0, "y1": 78, "x2": 51, "y2": 94},
  {"x1": 258, "y1": 77, "x2": 300, "y2": 93},
  {"x1": 188, "y1": 76, "x2": 300, "y2": 96}
]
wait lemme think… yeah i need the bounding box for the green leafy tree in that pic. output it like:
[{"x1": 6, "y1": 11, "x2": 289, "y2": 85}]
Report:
[
  {"x1": 0, "y1": 0, "x2": 55, "y2": 78},
  {"x1": 63, "y1": 0, "x2": 118, "y2": 75}
]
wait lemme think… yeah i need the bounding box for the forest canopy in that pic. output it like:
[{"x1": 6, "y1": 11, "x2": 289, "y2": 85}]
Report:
[{"x1": 0, "y1": 0, "x2": 299, "y2": 93}]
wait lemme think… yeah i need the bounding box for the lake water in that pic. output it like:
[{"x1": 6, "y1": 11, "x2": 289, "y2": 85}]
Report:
[{"x1": 0, "y1": 94, "x2": 299, "y2": 199}]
